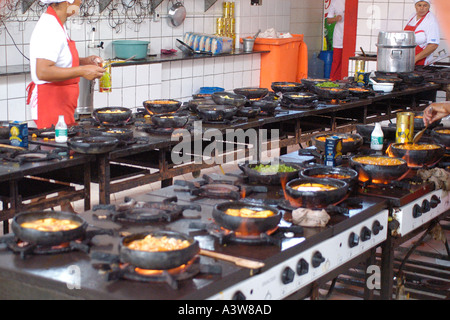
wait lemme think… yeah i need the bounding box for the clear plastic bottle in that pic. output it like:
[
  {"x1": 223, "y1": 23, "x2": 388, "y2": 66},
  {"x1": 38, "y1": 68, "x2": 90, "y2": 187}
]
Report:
[
  {"x1": 370, "y1": 122, "x2": 384, "y2": 151},
  {"x1": 55, "y1": 115, "x2": 68, "y2": 143}
]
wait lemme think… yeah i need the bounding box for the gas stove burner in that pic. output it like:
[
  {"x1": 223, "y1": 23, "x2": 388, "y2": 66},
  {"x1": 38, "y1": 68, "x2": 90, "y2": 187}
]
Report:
[
  {"x1": 0, "y1": 229, "x2": 111, "y2": 259},
  {"x1": 0, "y1": 149, "x2": 63, "y2": 164},
  {"x1": 92, "y1": 196, "x2": 201, "y2": 223},
  {"x1": 91, "y1": 255, "x2": 221, "y2": 290},
  {"x1": 359, "y1": 175, "x2": 423, "y2": 191},
  {"x1": 189, "y1": 222, "x2": 303, "y2": 246}
]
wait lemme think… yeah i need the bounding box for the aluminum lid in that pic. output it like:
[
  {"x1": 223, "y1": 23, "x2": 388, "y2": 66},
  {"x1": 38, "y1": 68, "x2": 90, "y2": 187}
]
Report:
[{"x1": 376, "y1": 31, "x2": 416, "y2": 47}]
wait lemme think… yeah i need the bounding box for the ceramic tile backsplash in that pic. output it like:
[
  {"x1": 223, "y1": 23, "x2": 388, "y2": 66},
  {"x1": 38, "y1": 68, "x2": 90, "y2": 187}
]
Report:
[{"x1": 1, "y1": 0, "x2": 288, "y2": 122}]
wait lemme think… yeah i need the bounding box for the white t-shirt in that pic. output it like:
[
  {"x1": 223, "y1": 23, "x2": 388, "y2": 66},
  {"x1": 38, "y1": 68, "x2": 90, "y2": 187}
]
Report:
[
  {"x1": 328, "y1": 0, "x2": 346, "y2": 49},
  {"x1": 405, "y1": 11, "x2": 440, "y2": 65},
  {"x1": 29, "y1": 12, "x2": 73, "y2": 85}
]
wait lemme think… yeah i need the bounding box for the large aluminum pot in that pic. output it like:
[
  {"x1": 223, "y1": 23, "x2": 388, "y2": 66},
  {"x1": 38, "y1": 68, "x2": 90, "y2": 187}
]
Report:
[{"x1": 376, "y1": 31, "x2": 416, "y2": 73}]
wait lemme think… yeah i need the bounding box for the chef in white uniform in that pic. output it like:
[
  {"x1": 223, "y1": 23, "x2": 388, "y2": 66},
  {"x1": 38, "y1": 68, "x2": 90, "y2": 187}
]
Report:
[{"x1": 404, "y1": 0, "x2": 440, "y2": 66}]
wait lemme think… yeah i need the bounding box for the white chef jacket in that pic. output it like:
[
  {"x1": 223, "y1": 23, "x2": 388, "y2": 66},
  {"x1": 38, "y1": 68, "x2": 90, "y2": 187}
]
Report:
[
  {"x1": 328, "y1": 0, "x2": 346, "y2": 49},
  {"x1": 29, "y1": 12, "x2": 73, "y2": 85},
  {"x1": 405, "y1": 11, "x2": 440, "y2": 65}
]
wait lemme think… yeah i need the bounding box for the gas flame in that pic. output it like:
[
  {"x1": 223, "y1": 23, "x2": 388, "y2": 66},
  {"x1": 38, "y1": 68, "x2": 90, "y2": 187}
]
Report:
[{"x1": 132, "y1": 259, "x2": 194, "y2": 276}]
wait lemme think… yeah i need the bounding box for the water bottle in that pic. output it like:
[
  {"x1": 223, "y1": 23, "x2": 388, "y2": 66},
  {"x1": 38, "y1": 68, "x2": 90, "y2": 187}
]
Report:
[
  {"x1": 370, "y1": 122, "x2": 384, "y2": 151},
  {"x1": 55, "y1": 115, "x2": 68, "y2": 143}
]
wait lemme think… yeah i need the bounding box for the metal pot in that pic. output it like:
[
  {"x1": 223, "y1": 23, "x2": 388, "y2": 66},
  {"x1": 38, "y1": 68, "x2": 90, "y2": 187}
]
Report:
[
  {"x1": 167, "y1": 0, "x2": 186, "y2": 27},
  {"x1": 376, "y1": 31, "x2": 416, "y2": 73}
]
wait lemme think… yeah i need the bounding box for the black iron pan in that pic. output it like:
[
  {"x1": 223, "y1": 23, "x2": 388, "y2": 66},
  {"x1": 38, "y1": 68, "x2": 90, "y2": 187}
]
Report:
[
  {"x1": 119, "y1": 231, "x2": 199, "y2": 270},
  {"x1": 196, "y1": 105, "x2": 237, "y2": 121},
  {"x1": 285, "y1": 178, "x2": 349, "y2": 209},
  {"x1": 431, "y1": 127, "x2": 450, "y2": 147},
  {"x1": 350, "y1": 155, "x2": 408, "y2": 182},
  {"x1": 93, "y1": 107, "x2": 132, "y2": 124},
  {"x1": 299, "y1": 166, "x2": 358, "y2": 189},
  {"x1": 143, "y1": 99, "x2": 182, "y2": 115},
  {"x1": 233, "y1": 87, "x2": 269, "y2": 100},
  {"x1": 11, "y1": 211, "x2": 88, "y2": 246},
  {"x1": 238, "y1": 161, "x2": 304, "y2": 185},
  {"x1": 212, "y1": 201, "x2": 282, "y2": 234},
  {"x1": 68, "y1": 136, "x2": 119, "y2": 154},
  {"x1": 388, "y1": 142, "x2": 445, "y2": 168}
]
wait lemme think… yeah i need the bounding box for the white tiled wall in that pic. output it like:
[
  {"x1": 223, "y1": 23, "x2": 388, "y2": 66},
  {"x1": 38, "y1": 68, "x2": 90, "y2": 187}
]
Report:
[{"x1": 0, "y1": 0, "x2": 291, "y2": 122}]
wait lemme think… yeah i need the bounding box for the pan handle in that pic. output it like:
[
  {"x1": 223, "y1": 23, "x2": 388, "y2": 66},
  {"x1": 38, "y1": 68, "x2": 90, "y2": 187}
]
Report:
[{"x1": 199, "y1": 249, "x2": 265, "y2": 269}]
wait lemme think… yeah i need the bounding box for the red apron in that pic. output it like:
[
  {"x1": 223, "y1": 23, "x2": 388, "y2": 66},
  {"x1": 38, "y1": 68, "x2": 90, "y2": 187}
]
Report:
[
  {"x1": 27, "y1": 6, "x2": 80, "y2": 129},
  {"x1": 404, "y1": 12, "x2": 429, "y2": 66}
]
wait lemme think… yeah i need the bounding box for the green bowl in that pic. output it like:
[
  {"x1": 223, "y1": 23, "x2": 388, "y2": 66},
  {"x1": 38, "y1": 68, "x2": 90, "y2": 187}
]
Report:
[{"x1": 112, "y1": 40, "x2": 149, "y2": 60}]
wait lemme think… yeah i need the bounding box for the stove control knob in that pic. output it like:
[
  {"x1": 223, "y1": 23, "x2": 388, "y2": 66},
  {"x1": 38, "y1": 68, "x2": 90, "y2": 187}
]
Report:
[
  {"x1": 360, "y1": 226, "x2": 371, "y2": 241},
  {"x1": 430, "y1": 195, "x2": 441, "y2": 208},
  {"x1": 232, "y1": 291, "x2": 246, "y2": 300},
  {"x1": 348, "y1": 232, "x2": 359, "y2": 248},
  {"x1": 297, "y1": 258, "x2": 309, "y2": 276},
  {"x1": 281, "y1": 267, "x2": 295, "y2": 284},
  {"x1": 413, "y1": 204, "x2": 422, "y2": 218},
  {"x1": 372, "y1": 220, "x2": 384, "y2": 236},
  {"x1": 421, "y1": 199, "x2": 430, "y2": 213},
  {"x1": 312, "y1": 251, "x2": 325, "y2": 268}
]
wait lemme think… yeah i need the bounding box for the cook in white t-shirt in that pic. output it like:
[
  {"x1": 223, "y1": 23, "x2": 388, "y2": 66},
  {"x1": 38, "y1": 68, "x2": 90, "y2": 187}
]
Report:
[{"x1": 327, "y1": 0, "x2": 346, "y2": 49}]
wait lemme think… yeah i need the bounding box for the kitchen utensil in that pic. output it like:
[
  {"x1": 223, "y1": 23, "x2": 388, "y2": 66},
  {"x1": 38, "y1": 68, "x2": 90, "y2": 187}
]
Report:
[
  {"x1": 68, "y1": 136, "x2": 119, "y2": 154},
  {"x1": 431, "y1": 127, "x2": 450, "y2": 147},
  {"x1": 93, "y1": 106, "x2": 132, "y2": 124},
  {"x1": 176, "y1": 39, "x2": 212, "y2": 56},
  {"x1": 238, "y1": 161, "x2": 304, "y2": 185},
  {"x1": 372, "y1": 82, "x2": 394, "y2": 93},
  {"x1": 211, "y1": 92, "x2": 247, "y2": 107},
  {"x1": 212, "y1": 201, "x2": 282, "y2": 235},
  {"x1": 143, "y1": 99, "x2": 182, "y2": 114},
  {"x1": 168, "y1": 0, "x2": 186, "y2": 27},
  {"x1": 112, "y1": 40, "x2": 149, "y2": 60},
  {"x1": 196, "y1": 105, "x2": 238, "y2": 121},
  {"x1": 242, "y1": 38, "x2": 255, "y2": 53},
  {"x1": 376, "y1": 31, "x2": 415, "y2": 73},
  {"x1": 312, "y1": 132, "x2": 363, "y2": 154},
  {"x1": 199, "y1": 249, "x2": 264, "y2": 269},
  {"x1": 11, "y1": 211, "x2": 88, "y2": 246},
  {"x1": 119, "y1": 231, "x2": 199, "y2": 270},
  {"x1": 253, "y1": 29, "x2": 261, "y2": 39},
  {"x1": 233, "y1": 87, "x2": 268, "y2": 100},
  {"x1": 299, "y1": 166, "x2": 359, "y2": 190},
  {"x1": 271, "y1": 82, "x2": 304, "y2": 94},
  {"x1": 350, "y1": 155, "x2": 408, "y2": 182},
  {"x1": 150, "y1": 113, "x2": 189, "y2": 128},
  {"x1": 389, "y1": 142, "x2": 444, "y2": 168},
  {"x1": 285, "y1": 178, "x2": 349, "y2": 209},
  {"x1": 0, "y1": 143, "x2": 26, "y2": 151},
  {"x1": 412, "y1": 125, "x2": 428, "y2": 144}
]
